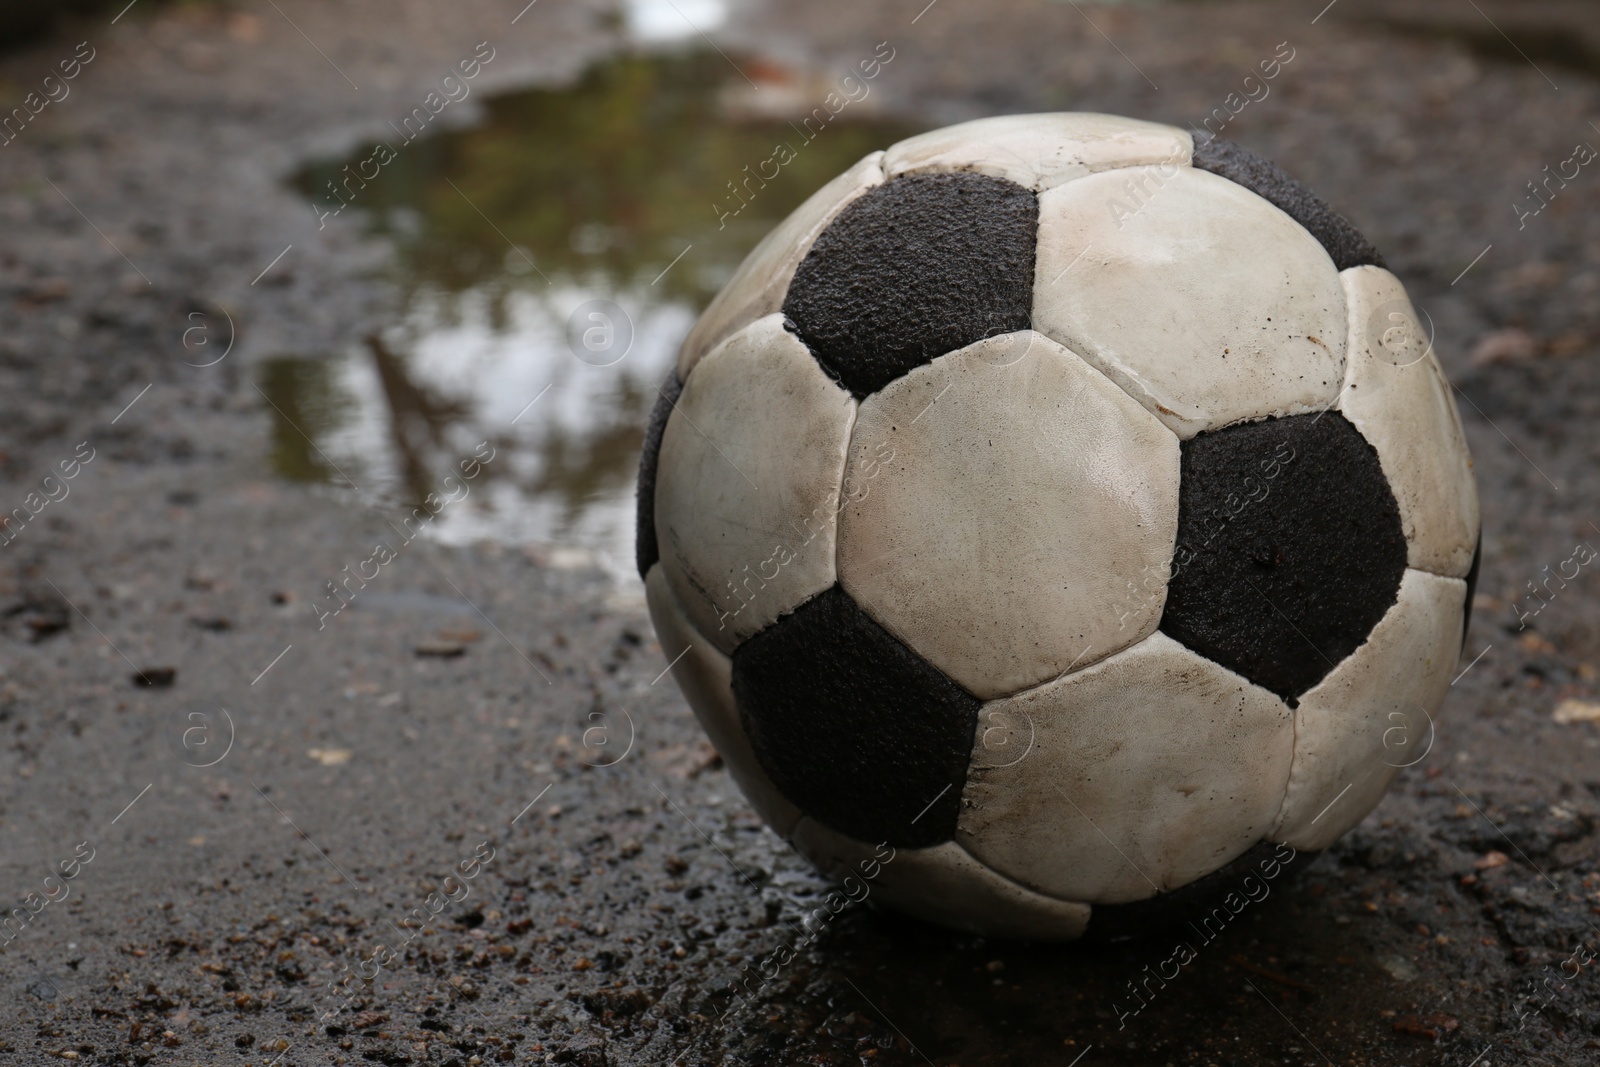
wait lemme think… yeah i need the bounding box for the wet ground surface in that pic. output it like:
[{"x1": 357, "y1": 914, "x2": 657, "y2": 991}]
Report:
[{"x1": 0, "y1": 0, "x2": 1599, "y2": 1064}]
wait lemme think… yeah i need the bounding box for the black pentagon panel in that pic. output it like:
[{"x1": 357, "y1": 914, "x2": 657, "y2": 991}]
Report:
[
  {"x1": 1159, "y1": 411, "x2": 1408, "y2": 704},
  {"x1": 782, "y1": 172, "x2": 1038, "y2": 399},
  {"x1": 731, "y1": 584, "x2": 980, "y2": 848},
  {"x1": 634, "y1": 369, "x2": 683, "y2": 578},
  {"x1": 1083, "y1": 840, "x2": 1317, "y2": 942},
  {"x1": 1192, "y1": 136, "x2": 1384, "y2": 271},
  {"x1": 1461, "y1": 529, "x2": 1482, "y2": 652}
]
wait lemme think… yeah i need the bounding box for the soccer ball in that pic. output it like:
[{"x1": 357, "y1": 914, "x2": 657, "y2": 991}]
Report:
[{"x1": 636, "y1": 113, "x2": 1479, "y2": 939}]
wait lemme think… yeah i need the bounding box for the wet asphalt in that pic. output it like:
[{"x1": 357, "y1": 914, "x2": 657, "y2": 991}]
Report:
[{"x1": 1, "y1": 0, "x2": 1600, "y2": 1064}]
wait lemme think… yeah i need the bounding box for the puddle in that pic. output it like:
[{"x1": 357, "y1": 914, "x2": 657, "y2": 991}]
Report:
[
  {"x1": 620, "y1": 0, "x2": 729, "y2": 42},
  {"x1": 272, "y1": 45, "x2": 922, "y2": 578}
]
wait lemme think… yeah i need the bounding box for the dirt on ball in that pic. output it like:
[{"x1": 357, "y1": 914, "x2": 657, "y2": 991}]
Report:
[{"x1": 0, "y1": 1, "x2": 1598, "y2": 1065}]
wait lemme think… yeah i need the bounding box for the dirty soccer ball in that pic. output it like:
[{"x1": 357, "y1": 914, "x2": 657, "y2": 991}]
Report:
[{"x1": 636, "y1": 113, "x2": 1479, "y2": 939}]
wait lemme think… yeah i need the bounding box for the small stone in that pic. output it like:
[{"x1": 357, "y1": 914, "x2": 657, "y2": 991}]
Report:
[
  {"x1": 1377, "y1": 954, "x2": 1418, "y2": 982},
  {"x1": 24, "y1": 977, "x2": 58, "y2": 1000},
  {"x1": 132, "y1": 667, "x2": 177, "y2": 688}
]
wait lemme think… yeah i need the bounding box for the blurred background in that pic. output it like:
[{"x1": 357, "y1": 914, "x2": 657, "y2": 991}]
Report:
[{"x1": 0, "y1": 1, "x2": 1598, "y2": 1064}]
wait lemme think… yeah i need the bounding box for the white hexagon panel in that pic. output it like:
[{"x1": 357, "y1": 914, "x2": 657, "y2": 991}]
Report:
[
  {"x1": 1034, "y1": 167, "x2": 1348, "y2": 438},
  {"x1": 958, "y1": 631, "x2": 1294, "y2": 904},
  {"x1": 1338, "y1": 265, "x2": 1479, "y2": 578},
  {"x1": 654, "y1": 314, "x2": 855, "y2": 655},
  {"x1": 1272, "y1": 569, "x2": 1467, "y2": 852},
  {"x1": 836, "y1": 331, "x2": 1180, "y2": 701}
]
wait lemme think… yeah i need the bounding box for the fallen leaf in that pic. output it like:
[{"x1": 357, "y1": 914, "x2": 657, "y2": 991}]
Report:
[
  {"x1": 648, "y1": 741, "x2": 721, "y2": 779},
  {"x1": 1549, "y1": 330, "x2": 1588, "y2": 358},
  {"x1": 227, "y1": 12, "x2": 261, "y2": 41},
  {"x1": 1469, "y1": 328, "x2": 1539, "y2": 367},
  {"x1": 1475, "y1": 850, "x2": 1509, "y2": 870},
  {"x1": 548, "y1": 547, "x2": 594, "y2": 570},
  {"x1": 1553, "y1": 699, "x2": 1600, "y2": 724},
  {"x1": 25, "y1": 613, "x2": 68, "y2": 638},
  {"x1": 20, "y1": 278, "x2": 71, "y2": 303},
  {"x1": 308, "y1": 748, "x2": 352, "y2": 766},
  {"x1": 1393, "y1": 1013, "x2": 1458, "y2": 1039},
  {"x1": 1520, "y1": 632, "x2": 1558, "y2": 656}
]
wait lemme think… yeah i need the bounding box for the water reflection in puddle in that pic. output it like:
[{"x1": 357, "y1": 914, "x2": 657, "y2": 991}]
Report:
[
  {"x1": 267, "y1": 46, "x2": 923, "y2": 579},
  {"x1": 622, "y1": 0, "x2": 728, "y2": 42}
]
